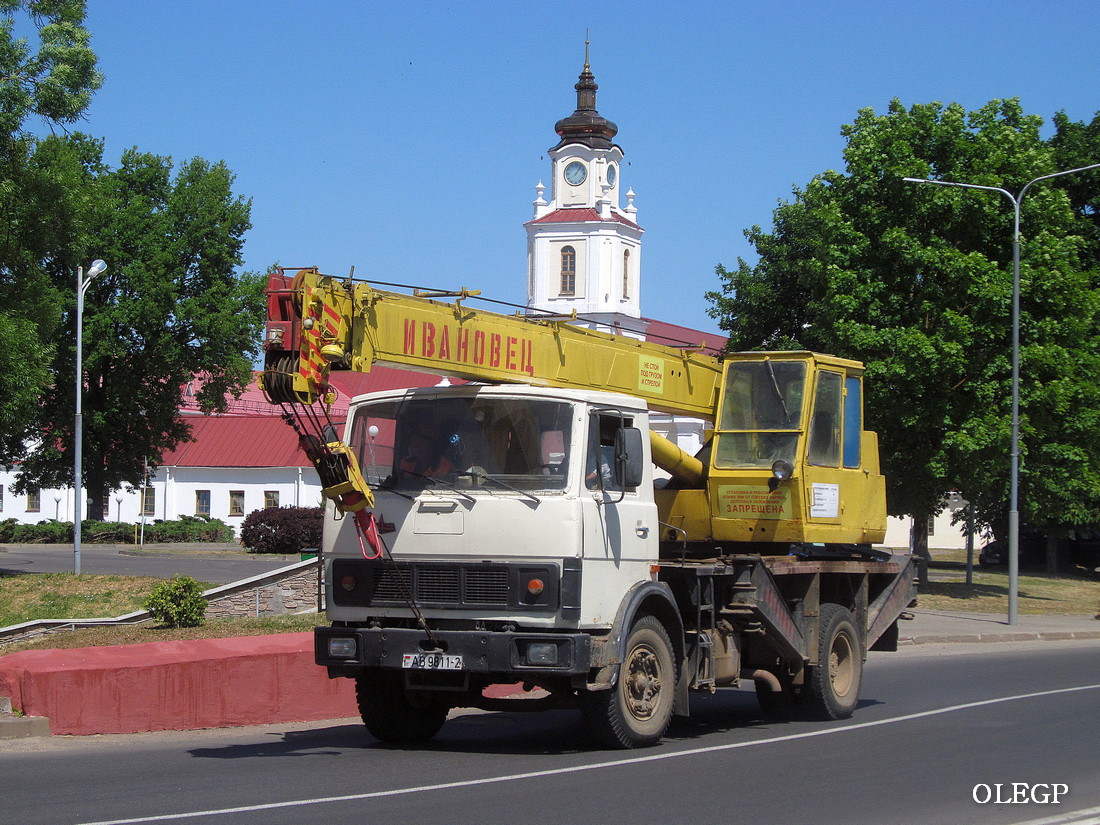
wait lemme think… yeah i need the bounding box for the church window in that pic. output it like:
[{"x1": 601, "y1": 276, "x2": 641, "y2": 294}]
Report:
[
  {"x1": 623, "y1": 249, "x2": 631, "y2": 299},
  {"x1": 560, "y1": 246, "x2": 576, "y2": 295}
]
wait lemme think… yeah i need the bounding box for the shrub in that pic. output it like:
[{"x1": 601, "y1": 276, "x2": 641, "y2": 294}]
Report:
[
  {"x1": 12, "y1": 520, "x2": 72, "y2": 543},
  {"x1": 142, "y1": 515, "x2": 234, "y2": 543},
  {"x1": 145, "y1": 576, "x2": 207, "y2": 628},
  {"x1": 1, "y1": 517, "x2": 234, "y2": 544},
  {"x1": 0, "y1": 518, "x2": 16, "y2": 543},
  {"x1": 241, "y1": 506, "x2": 324, "y2": 554},
  {"x1": 83, "y1": 520, "x2": 134, "y2": 544}
]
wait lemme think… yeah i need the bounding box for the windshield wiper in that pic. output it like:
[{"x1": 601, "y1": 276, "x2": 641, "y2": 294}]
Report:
[
  {"x1": 405, "y1": 471, "x2": 476, "y2": 503},
  {"x1": 461, "y1": 468, "x2": 541, "y2": 504},
  {"x1": 372, "y1": 480, "x2": 416, "y2": 501},
  {"x1": 765, "y1": 359, "x2": 793, "y2": 424}
]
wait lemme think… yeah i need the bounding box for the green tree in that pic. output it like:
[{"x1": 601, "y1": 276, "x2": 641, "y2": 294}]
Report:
[
  {"x1": 707, "y1": 99, "x2": 1100, "y2": 559},
  {"x1": 15, "y1": 142, "x2": 267, "y2": 520},
  {"x1": 0, "y1": 0, "x2": 101, "y2": 462}
]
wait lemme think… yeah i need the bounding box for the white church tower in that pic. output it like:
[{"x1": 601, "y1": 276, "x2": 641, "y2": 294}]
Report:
[{"x1": 525, "y1": 44, "x2": 646, "y2": 338}]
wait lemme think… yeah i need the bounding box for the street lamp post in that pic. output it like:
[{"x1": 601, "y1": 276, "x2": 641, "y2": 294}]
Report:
[
  {"x1": 904, "y1": 163, "x2": 1100, "y2": 625},
  {"x1": 74, "y1": 259, "x2": 108, "y2": 575}
]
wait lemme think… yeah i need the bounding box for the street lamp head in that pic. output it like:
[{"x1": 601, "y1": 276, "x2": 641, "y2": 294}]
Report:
[
  {"x1": 903, "y1": 177, "x2": 930, "y2": 184},
  {"x1": 87, "y1": 259, "x2": 107, "y2": 278}
]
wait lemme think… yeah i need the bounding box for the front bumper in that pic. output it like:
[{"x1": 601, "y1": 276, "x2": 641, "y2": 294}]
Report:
[{"x1": 315, "y1": 625, "x2": 593, "y2": 678}]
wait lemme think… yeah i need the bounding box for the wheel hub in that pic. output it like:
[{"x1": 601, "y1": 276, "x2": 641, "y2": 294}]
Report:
[{"x1": 625, "y1": 647, "x2": 662, "y2": 719}]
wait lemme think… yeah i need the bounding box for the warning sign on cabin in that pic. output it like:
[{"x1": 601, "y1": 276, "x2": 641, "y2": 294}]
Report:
[{"x1": 717, "y1": 485, "x2": 792, "y2": 519}]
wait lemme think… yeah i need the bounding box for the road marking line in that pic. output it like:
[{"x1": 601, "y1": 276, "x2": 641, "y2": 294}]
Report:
[
  {"x1": 77, "y1": 682, "x2": 1100, "y2": 825},
  {"x1": 1010, "y1": 806, "x2": 1100, "y2": 825}
]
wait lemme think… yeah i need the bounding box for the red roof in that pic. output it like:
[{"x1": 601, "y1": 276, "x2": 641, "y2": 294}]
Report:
[
  {"x1": 643, "y1": 318, "x2": 727, "y2": 357},
  {"x1": 526, "y1": 207, "x2": 641, "y2": 230},
  {"x1": 181, "y1": 366, "x2": 458, "y2": 418},
  {"x1": 161, "y1": 417, "x2": 315, "y2": 468}
]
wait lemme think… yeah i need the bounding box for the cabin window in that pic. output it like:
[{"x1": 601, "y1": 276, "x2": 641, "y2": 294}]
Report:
[
  {"x1": 843, "y1": 376, "x2": 862, "y2": 469},
  {"x1": 714, "y1": 360, "x2": 806, "y2": 469},
  {"x1": 808, "y1": 371, "x2": 843, "y2": 467}
]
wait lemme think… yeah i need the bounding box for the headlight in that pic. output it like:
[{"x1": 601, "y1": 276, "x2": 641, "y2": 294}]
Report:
[
  {"x1": 327, "y1": 637, "x2": 357, "y2": 658},
  {"x1": 771, "y1": 459, "x2": 794, "y2": 482},
  {"x1": 524, "y1": 641, "x2": 558, "y2": 666}
]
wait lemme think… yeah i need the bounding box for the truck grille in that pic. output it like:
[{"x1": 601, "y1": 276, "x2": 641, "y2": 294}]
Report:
[{"x1": 333, "y1": 560, "x2": 530, "y2": 610}]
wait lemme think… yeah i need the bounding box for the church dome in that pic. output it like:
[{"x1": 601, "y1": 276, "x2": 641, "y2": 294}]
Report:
[{"x1": 552, "y1": 48, "x2": 619, "y2": 151}]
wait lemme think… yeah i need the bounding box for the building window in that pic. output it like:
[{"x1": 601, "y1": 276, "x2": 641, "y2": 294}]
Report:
[
  {"x1": 229, "y1": 490, "x2": 245, "y2": 517},
  {"x1": 622, "y1": 248, "x2": 631, "y2": 299},
  {"x1": 0, "y1": 484, "x2": 4, "y2": 512},
  {"x1": 264, "y1": 491, "x2": 279, "y2": 509},
  {"x1": 141, "y1": 487, "x2": 156, "y2": 517},
  {"x1": 26, "y1": 488, "x2": 40, "y2": 512},
  {"x1": 560, "y1": 246, "x2": 576, "y2": 295},
  {"x1": 196, "y1": 490, "x2": 211, "y2": 517}
]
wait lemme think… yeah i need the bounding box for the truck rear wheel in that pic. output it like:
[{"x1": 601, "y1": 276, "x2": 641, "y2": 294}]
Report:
[
  {"x1": 803, "y1": 603, "x2": 863, "y2": 720},
  {"x1": 581, "y1": 615, "x2": 676, "y2": 749},
  {"x1": 355, "y1": 671, "x2": 450, "y2": 743}
]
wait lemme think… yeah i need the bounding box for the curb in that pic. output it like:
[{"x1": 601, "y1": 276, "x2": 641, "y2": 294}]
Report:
[
  {"x1": 900, "y1": 629, "x2": 1100, "y2": 646},
  {"x1": 0, "y1": 714, "x2": 50, "y2": 740},
  {"x1": 0, "y1": 697, "x2": 51, "y2": 740}
]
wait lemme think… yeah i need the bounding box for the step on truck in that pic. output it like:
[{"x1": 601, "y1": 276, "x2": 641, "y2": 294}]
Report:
[{"x1": 262, "y1": 267, "x2": 918, "y2": 748}]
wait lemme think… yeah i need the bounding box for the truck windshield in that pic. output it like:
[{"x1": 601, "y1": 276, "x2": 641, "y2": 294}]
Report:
[
  {"x1": 714, "y1": 360, "x2": 806, "y2": 469},
  {"x1": 348, "y1": 396, "x2": 573, "y2": 493}
]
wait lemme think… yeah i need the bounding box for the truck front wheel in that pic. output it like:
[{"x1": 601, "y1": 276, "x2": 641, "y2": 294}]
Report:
[
  {"x1": 581, "y1": 615, "x2": 676, "y2": 749},
  {"x1": 355, "y1": 671, "x2": 450, "y2": 743},
  {"x1": 804, "y1": 603, "x2": 864, "y2": 720}
]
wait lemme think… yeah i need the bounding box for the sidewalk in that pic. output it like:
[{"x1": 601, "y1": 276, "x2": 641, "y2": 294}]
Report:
[{"x1": 898, "y1": 608, "x2": 1100, "y2": 645}]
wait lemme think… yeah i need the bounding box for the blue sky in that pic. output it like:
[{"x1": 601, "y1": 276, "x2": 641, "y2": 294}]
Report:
[{"x1": 69, "y1": 0, "x2": 1100, "y2": 335}]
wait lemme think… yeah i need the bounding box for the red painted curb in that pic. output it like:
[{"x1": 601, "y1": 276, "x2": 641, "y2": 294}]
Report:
[{"x1": 0, "y1": 633, "x2": 359, "y2": 735}]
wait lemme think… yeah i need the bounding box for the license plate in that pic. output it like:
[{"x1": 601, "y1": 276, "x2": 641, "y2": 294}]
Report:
[{"x1": 402, "y1": 652, "x2": 464, "y2": 670}]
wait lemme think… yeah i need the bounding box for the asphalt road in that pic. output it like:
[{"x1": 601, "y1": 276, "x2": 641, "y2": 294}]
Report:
[
  {"x1": 2, "y1": 640, "x2": 1098, "y2": 825},
  {"x1": 0, "y1": 544, "x2": 297, "y2": 584}
]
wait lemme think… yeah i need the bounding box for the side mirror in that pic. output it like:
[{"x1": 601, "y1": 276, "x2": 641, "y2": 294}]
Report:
[{"x1": 614, "y1": 427, "x2": 644, "y2": 489}]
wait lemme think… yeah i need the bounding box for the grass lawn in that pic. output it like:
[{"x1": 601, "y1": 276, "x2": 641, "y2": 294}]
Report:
[
  {"x1": 0, "y1": 572, "x2": 318, "y2": 654},
  {"x1": 0, "y1": 572, "x2": 176, "y2": 627},
  {"x1": 919, "y1": 566, "x2": 1100, "y2": 615}
]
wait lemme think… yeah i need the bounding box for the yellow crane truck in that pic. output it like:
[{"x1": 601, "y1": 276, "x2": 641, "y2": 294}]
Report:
[{"x1": 262, "y1": 266, "x2": 917, "y2": 748}]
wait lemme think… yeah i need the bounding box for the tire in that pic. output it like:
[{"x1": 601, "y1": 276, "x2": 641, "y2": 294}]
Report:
[
  {"x1": 581, "y1": 615, "x2": 677, "y2": 749},
  {"x1": 355, "y1": 670, "x2": 450, "y2": 743},
  {"x1": 803, "y1": 603, "x2": 864, "y2": 720}
]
